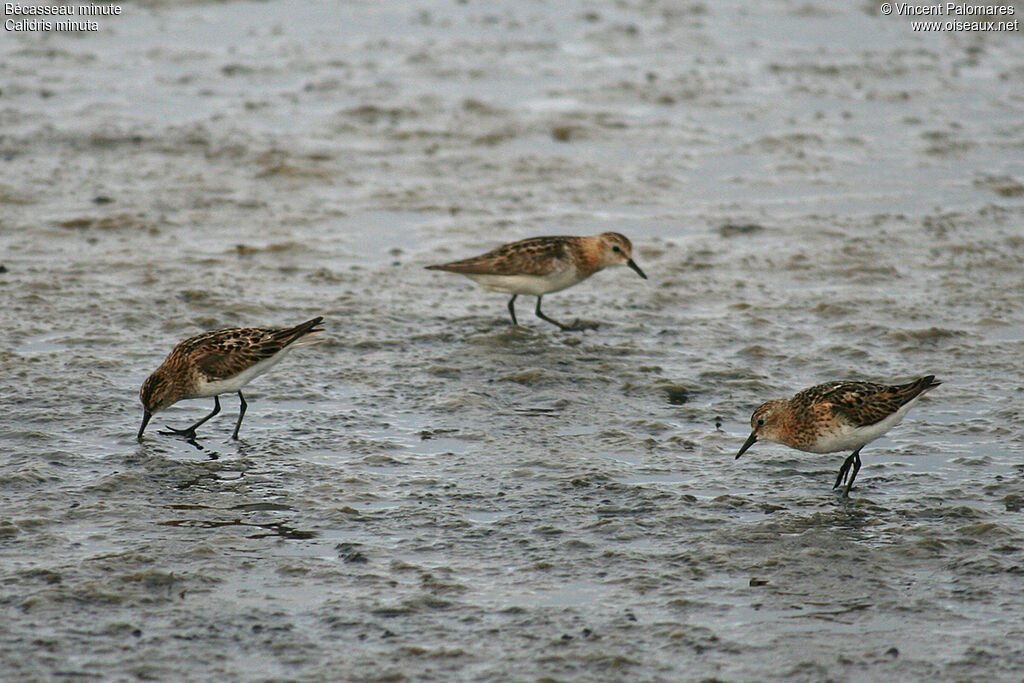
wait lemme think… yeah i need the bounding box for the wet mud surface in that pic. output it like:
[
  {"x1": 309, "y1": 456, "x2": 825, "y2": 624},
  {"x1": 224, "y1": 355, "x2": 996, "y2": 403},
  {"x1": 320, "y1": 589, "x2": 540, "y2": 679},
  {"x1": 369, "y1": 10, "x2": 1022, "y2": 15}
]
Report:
[{"x1": 2, "y1": 1, "x2": 1023, "y2": 680}]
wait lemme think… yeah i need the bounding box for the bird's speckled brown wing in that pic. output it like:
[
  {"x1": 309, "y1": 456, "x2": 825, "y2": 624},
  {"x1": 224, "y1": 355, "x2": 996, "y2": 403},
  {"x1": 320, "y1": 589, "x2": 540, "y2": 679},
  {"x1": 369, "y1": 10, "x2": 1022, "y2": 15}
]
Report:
[
  {"x1": 426, "y1": 236, "x2": 576, "y2": 277},
  {"x1": 792, "y1": 376, "x2": 939, "y2": 428},
  {"x1": 177, "y1": 317, "x2": 323, "y2": 381}
]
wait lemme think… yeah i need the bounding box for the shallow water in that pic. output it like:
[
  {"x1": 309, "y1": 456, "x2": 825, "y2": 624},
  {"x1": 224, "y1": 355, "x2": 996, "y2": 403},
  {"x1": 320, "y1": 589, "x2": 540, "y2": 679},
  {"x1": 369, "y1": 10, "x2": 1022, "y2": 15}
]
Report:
[{"x1": 2, "y1": 0, "x2": 1024, "y2": 680}]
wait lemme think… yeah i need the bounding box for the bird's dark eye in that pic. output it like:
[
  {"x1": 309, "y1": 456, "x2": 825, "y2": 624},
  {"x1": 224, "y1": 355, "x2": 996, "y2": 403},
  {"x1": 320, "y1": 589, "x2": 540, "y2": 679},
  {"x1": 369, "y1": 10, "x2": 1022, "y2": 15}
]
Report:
[
  {"x1": 612, "y1": 245, "x2": 622, "y2": 253},
  {"x1": 757, "y1": 418, "x2": 765, "y2": 426}
]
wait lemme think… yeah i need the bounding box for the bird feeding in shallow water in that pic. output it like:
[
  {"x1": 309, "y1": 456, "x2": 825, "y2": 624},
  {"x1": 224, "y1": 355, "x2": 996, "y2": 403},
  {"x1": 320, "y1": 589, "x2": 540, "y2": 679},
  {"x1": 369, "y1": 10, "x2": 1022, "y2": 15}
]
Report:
[
  {"x1": 138, "y1": 317, "x2": 325, "y2": 442},
  {"x1": 426, "y1": 233, "x2": 647, "y2": 331},
  {"x1": 736, "y1": 376, "x2": 940, "y2": 496}
]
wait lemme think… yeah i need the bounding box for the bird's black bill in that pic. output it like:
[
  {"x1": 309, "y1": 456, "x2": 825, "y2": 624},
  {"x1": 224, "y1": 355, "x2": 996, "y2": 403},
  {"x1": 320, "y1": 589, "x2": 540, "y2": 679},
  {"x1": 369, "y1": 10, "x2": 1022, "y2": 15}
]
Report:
[
  {"x1": 137, "y1": 411, "x2": 152, "y2": 441},
  {"x1": 626, "y1": 258, "x2": 647, "y2": 280},
  {"x1": 735, "y1": 432, "x2": 757, "y2": 460}
]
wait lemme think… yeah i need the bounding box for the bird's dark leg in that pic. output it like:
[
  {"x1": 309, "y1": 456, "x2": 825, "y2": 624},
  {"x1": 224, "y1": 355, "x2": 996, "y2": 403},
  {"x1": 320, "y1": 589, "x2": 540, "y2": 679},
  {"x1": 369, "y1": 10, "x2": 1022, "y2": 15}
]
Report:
[
  {"x1": 833, "y1": 455, "x2": 852, "y2": 490},
  {"x1": 833, "y1": 447, "x2": 863, "y2": 497},
  {"x1": 534, "y1": 296, "x2": 598, "y2": 331},
  {"x1": 844, "y1": 449, "x2": 862, "y2": 497},
  {"x1": 507, "y1": 294, "x2": 519, "y2": 326},
  {"x1": 232, "y1": 391, "x2": 247, "y2": 440},
  {"x1": 161, "y1": 395, "x2": 221, "y2": 441},
  {"x1": 534, "y1": 296, "x2": 574, "y2": 331}
]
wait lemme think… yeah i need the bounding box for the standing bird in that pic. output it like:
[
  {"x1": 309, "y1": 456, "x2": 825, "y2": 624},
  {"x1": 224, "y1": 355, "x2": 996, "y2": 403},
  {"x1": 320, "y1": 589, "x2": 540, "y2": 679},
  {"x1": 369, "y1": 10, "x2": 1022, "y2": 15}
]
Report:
[
  {"x1": 425, "y1": 233, "x2": 647, "y2": 331},
  {"x1": 736, "y1": 376, "x2": 940, "y2": 496},
  {"x1": 138, "y1": 317, "x2": 325, "y2": 442}
]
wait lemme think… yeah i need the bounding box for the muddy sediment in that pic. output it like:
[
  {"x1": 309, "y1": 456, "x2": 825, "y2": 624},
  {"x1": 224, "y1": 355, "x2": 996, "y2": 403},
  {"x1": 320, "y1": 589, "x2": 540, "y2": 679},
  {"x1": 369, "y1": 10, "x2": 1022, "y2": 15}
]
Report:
[{"x1": 2, "y1": 1, "x2": 1023, "y2": 680}]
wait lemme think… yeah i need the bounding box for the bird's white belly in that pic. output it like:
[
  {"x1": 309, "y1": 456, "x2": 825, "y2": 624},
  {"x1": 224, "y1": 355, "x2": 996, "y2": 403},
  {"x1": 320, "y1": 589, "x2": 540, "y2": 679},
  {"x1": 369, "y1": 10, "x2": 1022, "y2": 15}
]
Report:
[
  {"x1": 805, "y1": 400, "x2": 919, "y2": 453},
  {"x1": 466, "y1": 270, "x2": 583, "y2": 296},
  {"x1": 194, "y1": 350, "x2": 292, "y2": 398}
]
